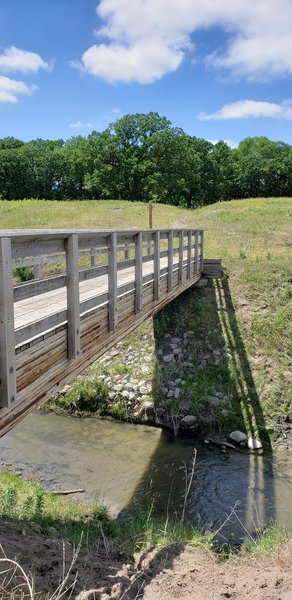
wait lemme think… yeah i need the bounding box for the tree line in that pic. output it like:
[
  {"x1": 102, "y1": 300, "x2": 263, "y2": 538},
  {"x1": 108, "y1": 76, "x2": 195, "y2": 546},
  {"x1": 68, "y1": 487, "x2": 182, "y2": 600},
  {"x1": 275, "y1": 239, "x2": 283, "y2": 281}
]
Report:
[{"x1": 0, "y1": 112, "x2": 291, "y2": 205}]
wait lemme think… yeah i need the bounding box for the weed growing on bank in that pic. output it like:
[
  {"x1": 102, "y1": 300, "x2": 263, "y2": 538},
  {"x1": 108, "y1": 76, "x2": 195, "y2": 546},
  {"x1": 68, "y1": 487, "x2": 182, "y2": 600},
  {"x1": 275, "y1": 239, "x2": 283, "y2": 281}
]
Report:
[
  {"x1": 0, "y1": 471, "x2": 289, "y2": 561},
  {"x1": 0, "y1": 471, "x2": 109, "y2": 546},
  {"x1": 45, "y1": 379, "x2": 110, "y2": 416},
  {"x1": 246, "y1": 522, "x2": 289, "y2": 556},
  {"x1": 0, "y1": 472, "x2": 212, "y2": 553}
]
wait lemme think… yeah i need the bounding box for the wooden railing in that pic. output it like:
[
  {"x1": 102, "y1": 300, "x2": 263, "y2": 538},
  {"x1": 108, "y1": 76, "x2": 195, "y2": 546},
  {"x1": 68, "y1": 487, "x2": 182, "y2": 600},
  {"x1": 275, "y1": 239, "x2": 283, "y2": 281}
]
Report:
[{"x1": 0, "y1": 228, "x2": 204, "y2": 432}]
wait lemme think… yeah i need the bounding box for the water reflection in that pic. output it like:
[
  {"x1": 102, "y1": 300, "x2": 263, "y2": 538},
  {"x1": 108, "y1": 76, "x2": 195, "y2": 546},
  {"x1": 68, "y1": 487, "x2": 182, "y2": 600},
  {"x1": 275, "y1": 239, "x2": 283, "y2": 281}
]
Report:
[{"x1": 0, "y1": 411, "x2": 291, "y2": 539}]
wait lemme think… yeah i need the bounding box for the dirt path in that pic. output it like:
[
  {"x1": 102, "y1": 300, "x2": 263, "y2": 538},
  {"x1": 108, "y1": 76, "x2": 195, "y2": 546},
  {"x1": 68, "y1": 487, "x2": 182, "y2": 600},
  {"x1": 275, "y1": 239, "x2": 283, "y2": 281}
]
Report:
[{"x1": 1, "y1": 520, "x2": 292, "y2": 600}]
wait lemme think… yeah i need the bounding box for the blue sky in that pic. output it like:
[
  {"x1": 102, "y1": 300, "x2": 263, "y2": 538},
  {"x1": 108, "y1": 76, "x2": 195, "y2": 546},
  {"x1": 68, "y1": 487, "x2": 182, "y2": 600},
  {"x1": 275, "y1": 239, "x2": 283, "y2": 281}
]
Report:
[{"x1": 0, "y1": 0, "x2": 291, "y2": 146}]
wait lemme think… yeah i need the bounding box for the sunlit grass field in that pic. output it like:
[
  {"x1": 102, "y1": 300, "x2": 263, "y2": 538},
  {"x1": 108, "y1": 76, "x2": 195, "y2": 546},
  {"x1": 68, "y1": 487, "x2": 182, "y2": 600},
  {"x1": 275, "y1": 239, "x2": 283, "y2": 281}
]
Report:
[{"x1": 0, "y1": 197, "x2": 291, "y2": 260}]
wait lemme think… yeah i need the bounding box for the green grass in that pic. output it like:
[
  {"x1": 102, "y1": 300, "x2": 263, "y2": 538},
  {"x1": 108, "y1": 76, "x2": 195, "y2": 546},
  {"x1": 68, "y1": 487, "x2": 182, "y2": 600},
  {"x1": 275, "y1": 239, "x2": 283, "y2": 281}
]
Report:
[
  {"x1": 45, "y1": 378, "x2": 110, "y2": 416},
  {"x1": 0, "y1": 471, "x2": 109, "y2": 546},
  {"x1": 0, "y1": 471, "x2": 211, "y2": 552},
  {"x1": 0, "y1": 197, "x2": 291, "y2": 263},
  {"x1": 0, "y1": 470, "x2": 289, "y2": 560},
  {"x1": 246, "y1": 522, "x2": 289, "y2": 556}
]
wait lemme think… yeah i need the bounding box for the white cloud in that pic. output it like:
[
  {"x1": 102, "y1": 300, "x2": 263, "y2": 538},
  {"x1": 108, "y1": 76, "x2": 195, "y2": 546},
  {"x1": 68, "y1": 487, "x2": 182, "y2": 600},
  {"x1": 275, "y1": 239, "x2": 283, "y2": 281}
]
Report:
[
  {"x1": 0, "y1": 46, "x2": 50, "y2": 73},
  {"x1": 0, "y1": 75, "x2": 37, "y2": 103},
  {"x1": 81, "y1": 40, "x2": 183, "y2": 83},
  {"x1": 199, "y1": 99, "x2": 292, "y2": 121},
  {"x1": 69, "y1": 121, "x2": 93, "y2": 129},
  {"x1": 208, "y1": 139, "x2": 238, "y2": 149},
  {"x1": 73, "y1": 0, "x2": 292, "y2": 83}
]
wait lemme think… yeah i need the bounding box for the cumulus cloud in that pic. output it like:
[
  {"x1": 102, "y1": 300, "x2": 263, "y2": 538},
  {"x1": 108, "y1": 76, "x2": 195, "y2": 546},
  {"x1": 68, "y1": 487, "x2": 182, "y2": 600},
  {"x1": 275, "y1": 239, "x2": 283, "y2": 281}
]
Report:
[
  {"x1": 69, "y1": 121, "x2": 93, "y2": 129},
  {"x1": 81, "y1": 41, "x2": 183, "y2": 83},
  {"x1": 198, "y1": 99, "x2": 292, "y2": 121},
  {"x1": 74, "y1": 0, "x2": 292, "y2": 83},
  {"x1": 0, "y1": 46, "x2": 50, "y2": 73},
  {"x1": 0, "y1": 75, "x2": 37, "y2": 103}
]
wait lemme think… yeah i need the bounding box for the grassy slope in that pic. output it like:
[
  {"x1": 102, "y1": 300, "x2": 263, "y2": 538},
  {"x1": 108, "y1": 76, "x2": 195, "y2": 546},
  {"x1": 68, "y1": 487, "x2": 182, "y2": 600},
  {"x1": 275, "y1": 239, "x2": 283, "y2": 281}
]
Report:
[{"x1": 1, "y1": 198, "x2": 292, "y2": 440}]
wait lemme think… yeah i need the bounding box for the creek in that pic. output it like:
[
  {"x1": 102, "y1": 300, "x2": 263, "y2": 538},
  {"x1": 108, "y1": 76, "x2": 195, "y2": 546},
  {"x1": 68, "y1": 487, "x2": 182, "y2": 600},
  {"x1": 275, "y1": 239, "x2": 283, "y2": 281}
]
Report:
[{"x1": 1, "y1": 411, "x2": 292, "y2": 541}]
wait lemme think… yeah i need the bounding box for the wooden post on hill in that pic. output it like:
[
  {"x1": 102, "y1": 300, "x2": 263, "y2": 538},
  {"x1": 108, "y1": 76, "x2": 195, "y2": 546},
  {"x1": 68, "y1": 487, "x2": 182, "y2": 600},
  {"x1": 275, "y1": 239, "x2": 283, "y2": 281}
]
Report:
[{"x1": 147, "y1": 202, "x2": 153, "y2": 255}]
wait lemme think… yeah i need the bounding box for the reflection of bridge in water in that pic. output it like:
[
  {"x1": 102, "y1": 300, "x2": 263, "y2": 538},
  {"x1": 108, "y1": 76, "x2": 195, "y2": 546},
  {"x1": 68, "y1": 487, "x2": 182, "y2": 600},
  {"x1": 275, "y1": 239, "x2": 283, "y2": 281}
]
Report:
[{"x1": 0, "y1": 227, "x2": 220, "y2": 436}]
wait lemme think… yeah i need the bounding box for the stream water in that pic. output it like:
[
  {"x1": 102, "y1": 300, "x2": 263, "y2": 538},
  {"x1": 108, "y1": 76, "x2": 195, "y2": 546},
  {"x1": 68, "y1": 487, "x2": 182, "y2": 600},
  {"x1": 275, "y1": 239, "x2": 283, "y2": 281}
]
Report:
[{"x1": 1, "y1": 411, "x2": 292, "y2": 541}]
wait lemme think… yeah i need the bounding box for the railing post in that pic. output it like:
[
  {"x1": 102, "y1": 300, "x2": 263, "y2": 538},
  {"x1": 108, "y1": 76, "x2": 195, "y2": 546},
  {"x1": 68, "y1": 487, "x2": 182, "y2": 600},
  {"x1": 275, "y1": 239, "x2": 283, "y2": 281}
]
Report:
[
  {"x1": 108, "y1": 232, "x2": 118, "y2": 331},
  {"x1": 33, "y1": 262, "x2": 42, "y2": 280},
  {"x1": 135, "y1": 232, "x2": 143, "y2": 313},
  {"x1": 124, "y1": 242, "x2": 130, "y2": 260},
  {"x1": 66, "y1": 234, "x2": 80, "y2": 359},
  {"x1": 90, "y1": 248, "x2": 96, "y2": 267},
  {"x1": 154, "y1": 230, "x2": 160, "y2": 301},
  {"x1": 194, "y1": 230, "x2": 199, "y2": 275},
  {"x1": 167, "y1": 230, "x2": 173, "y2": 292},
  {"x1": 0, "y1": 237, "x2": 17, "y2": 408},
  {"x1": 187, "y1": 230, "x2": 192, "y2": 279},
  {"x1": 178, "y1": 230, "x2": 183, "y2": 283},
  {"x1": 200, "y1": 230, "x2": 204, "y2": 273}
]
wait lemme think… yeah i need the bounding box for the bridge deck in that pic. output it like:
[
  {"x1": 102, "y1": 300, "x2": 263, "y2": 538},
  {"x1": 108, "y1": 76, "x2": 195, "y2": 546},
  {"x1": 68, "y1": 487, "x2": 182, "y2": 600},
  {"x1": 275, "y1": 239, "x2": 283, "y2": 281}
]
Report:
[
  {"x1": 0, "y1": 228, "x2": 212, "y2": 436},
  {"x1": 14, "y1": 255, "x2": 177, "y2": 332}
]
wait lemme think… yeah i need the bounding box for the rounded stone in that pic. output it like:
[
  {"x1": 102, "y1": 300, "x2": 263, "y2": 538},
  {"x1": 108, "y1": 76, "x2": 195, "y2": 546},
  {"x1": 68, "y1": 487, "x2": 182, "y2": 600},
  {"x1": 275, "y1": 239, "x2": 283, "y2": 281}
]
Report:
[
  {"x1": 163, "y1": 354, "x2": 173, "y2": 363},
  {"x1": 247, "y1": 436, "x2": 263, "y2": 450},
  {"x1": 180, "y1": 415, "x2": 197, "y2": 428},
  {"x1": 229, "y1": 430, "x2": 247, "y2": 444}
]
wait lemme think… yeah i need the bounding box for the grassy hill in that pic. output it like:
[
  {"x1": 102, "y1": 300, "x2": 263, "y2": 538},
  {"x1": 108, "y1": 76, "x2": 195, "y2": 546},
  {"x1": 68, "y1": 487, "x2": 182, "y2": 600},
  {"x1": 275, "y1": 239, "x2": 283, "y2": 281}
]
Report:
[{"x1": 1, "y1": 197, "x2": 291, "y2": 443}]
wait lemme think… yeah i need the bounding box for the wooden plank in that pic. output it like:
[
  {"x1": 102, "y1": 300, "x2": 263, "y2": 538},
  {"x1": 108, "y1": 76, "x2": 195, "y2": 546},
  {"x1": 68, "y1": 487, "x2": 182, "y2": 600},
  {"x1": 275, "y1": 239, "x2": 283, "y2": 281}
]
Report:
[
  {"x1": 178, "y1": 230, "x2": 183, "y2": 283},
  {"x1": 12, "y1": 238, "x2": 66, "y2": 260},
  {"x1": 90, "y1": 248, "x2": 96, "y2": 267},
  {"x1": 124, "y1": 242, "x2": 130, "y2": 260},
  {"x1": 187, "y1": 230, "x2": 192, "y2": 279},
  {"x1": 203, "y1": 258, "x2": 222, "y2": 278},
  {"x1": 108, "y1": 232, "x2": 118, "y2": 331},
  {"x1": 65, "y1": 234, "x2": 80, "y2": 359},
  {"x1": 13, "y1": 248, "x2": 186, "y2": 335},
  {"x1": 0, "y1": 238, "x2": 17, "y2": 408},
  {"x1": 154, "y1": 231, "x2": 160, "y2": 301},
  {"x1": 33, "y1": 264, "x2": 43, "y2": 279},
  {"x1": 200, "y1": 230, "x2": 204, "y2": 273},
  {"x1": 13, "y1": 264, "x2": 111, "y2": 303},
  {"x1": 135, "y1": 232, "x2": 143, "y2": 313},
  {"x1": 194, "y1": 230, "x2": 199, "y2": 275},
  {"x1": 167, "y1": 230, "x2": 174, "y2": 292}
]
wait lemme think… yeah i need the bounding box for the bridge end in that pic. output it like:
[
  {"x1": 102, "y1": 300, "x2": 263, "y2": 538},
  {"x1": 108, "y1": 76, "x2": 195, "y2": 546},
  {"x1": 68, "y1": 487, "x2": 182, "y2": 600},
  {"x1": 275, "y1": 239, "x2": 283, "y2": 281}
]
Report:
[{"x1": 202, "y1": 258, "x2": 222, "y2": 278}]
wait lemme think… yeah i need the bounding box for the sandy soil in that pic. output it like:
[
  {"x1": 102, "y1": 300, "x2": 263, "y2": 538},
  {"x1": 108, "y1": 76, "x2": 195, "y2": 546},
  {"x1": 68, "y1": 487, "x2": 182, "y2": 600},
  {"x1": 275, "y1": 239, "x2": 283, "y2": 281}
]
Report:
[{"x1": 1, "y1": 519, "x2": 292, "y2": 600}]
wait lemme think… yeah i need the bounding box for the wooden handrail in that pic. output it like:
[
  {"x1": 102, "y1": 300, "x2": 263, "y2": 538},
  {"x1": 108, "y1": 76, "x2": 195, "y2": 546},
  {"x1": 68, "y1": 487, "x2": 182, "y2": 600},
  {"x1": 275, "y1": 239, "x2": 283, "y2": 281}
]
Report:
[{"x1": 0, "y1": 227, "x2": 205, "y2": 413}]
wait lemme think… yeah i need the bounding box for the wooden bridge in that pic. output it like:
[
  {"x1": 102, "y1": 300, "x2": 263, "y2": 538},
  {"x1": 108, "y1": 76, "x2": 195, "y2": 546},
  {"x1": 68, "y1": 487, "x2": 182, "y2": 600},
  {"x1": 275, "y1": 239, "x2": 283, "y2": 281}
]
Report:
[{"x1": 0, "y1": 227, "x2": 219, "y2": 437}]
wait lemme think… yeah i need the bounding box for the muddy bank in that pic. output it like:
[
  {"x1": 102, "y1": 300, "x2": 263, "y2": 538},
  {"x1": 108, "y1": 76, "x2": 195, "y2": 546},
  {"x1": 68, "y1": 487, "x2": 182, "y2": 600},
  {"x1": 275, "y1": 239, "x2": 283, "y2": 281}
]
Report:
[{"x1": 1, "y1": 518, "x2": 292, "y2": 600}]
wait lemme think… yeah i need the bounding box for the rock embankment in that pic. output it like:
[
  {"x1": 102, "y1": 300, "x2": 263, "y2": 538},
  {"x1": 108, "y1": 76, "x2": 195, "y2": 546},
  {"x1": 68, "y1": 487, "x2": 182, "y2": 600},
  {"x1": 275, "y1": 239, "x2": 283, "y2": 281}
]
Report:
[{"x1": 48, "y1": 282, "x2": 291, "y2": 450}]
